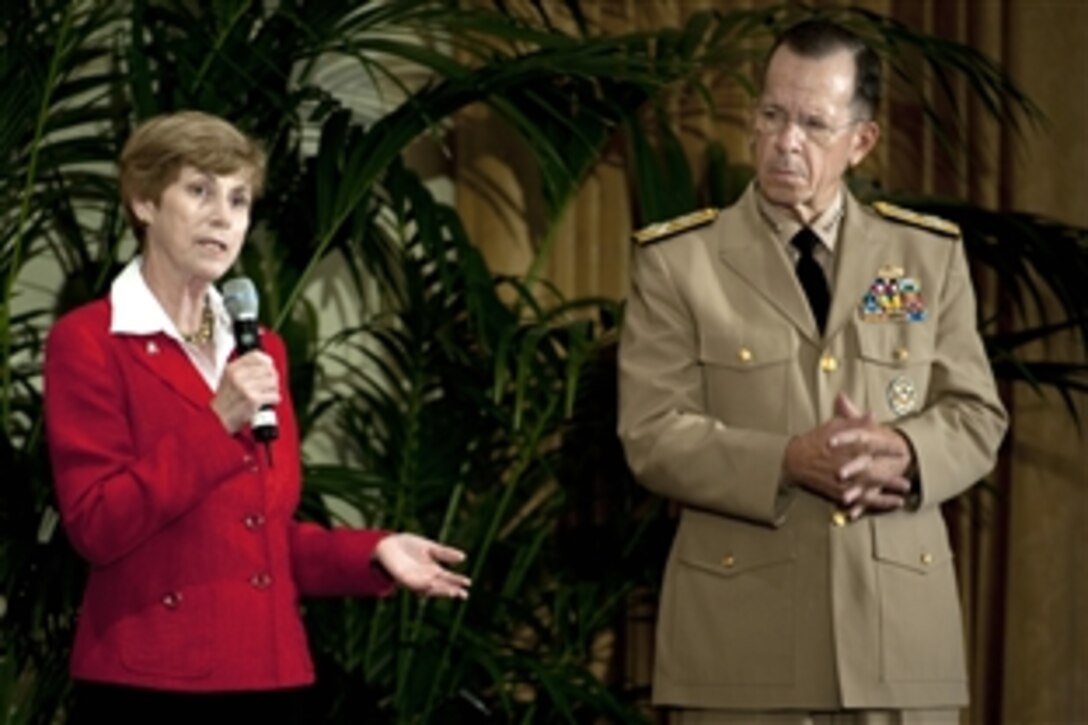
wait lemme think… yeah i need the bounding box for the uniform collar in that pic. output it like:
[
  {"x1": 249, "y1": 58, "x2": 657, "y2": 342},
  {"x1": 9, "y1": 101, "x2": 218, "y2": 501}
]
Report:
[{"x1": 753, "y1": 185, "x2": 846, "y2": 254}]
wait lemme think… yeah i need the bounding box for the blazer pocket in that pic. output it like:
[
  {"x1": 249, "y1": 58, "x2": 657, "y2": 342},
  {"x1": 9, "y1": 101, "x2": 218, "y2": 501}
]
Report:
[
  {"x1": 698, "y1": 327, "x2": 796, "y2": 431},
  {"x1": 118, "y1": 583, "x2": 215, "y2": 679},
  {"x1": 871, "y1": 514, "x2": 967, "y2": 683},
  {"x1": 856, "y1": 323, "x2": 936, "y2": 423},
  {"x1": 665, "y1": 520, "x2": 796, "y2": 685}
]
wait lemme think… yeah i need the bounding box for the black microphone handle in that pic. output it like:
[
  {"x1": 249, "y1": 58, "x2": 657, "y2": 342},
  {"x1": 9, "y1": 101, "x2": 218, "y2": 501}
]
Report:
[{"x1": 232, "y1": 317, "x2": 279, "y2": 442}]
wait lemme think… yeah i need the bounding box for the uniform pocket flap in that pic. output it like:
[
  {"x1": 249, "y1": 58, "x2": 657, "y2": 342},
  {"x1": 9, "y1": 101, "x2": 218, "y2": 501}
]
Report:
[
  {"x1": 699, "y1": 328, "x2": 795, "y2": 370},
  {"x1": 856, "y1": 324, "x2": 936, "y2": 366},
  {"x1": 872, "y1": 514, "x2": 953, "y2": 575},
  {"x1": 679, "y1": 529, "x2": 795, "y2": 579}
]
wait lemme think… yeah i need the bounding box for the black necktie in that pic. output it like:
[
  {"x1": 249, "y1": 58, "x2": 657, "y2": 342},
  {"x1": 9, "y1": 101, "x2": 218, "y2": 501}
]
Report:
[{"x1": 791, "y1": 227, "x2": 830, "y2": 334}]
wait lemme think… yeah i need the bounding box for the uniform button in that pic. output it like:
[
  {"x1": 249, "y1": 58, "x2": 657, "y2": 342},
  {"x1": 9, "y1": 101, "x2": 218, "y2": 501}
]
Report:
[
  {"x1": 242, "y1": 454, "x2": 254, "y2": 465},
  {"x1": 831, "y1": 511, "x2": 848, "y2": 527},
  {"x1": 737, "y1": 347, "x2": 753, "y2": 363},
  {"x1": 894, "y1": 347, "x2": 910, "y2": 362},
  {"x1": 720, "y1": 554, "x2": 736, "y2": 568},
  {"x1": 243, "y1": 513, "x2": 266, "y2": 529},
  {"x1": 162, "y1": 592, "x2": 182, "y2": 609},
  {"x1": 250, "y1": 572, "x2": 273, "y2": 590},
  {"x1": 820, "y1": 354, "x2": 838, "y2": 373},
  {"x1": 920, "y1": 552, "x2": 933, "y2": 565}
]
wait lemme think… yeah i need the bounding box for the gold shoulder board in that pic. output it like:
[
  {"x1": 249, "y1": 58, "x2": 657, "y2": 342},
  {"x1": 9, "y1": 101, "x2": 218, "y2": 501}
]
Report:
[
  {"x1": 872, "y1": 201, "x2": 960, "y2": 238},
  {"x1": 632, "y1": 208, "x2": 720, "y2": 246}
]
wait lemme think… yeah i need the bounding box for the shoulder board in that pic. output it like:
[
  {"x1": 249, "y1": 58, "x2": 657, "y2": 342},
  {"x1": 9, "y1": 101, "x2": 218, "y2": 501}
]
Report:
[
  {"x1": 872, "y1": 201, "x2": 960, "y2": 238},
  {"x1": 632, "y1": 208, "x2": 719, "y2": 246}
]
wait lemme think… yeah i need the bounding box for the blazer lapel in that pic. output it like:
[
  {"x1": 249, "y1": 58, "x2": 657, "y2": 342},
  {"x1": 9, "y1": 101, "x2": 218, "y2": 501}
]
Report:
[
  {"x1": 121, "y1": 334, "x2": 214, "y2": 409},
  {"x1": 825, "y1": 193, "x2": 882, "y2": 341},
  {"x1": 716, "y1": 190, "x2": 822, "y2": 345}
]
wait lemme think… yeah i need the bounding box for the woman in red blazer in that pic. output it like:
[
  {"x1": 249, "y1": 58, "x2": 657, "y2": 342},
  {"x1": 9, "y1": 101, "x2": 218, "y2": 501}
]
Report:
[{"x1": 43, "y1": 111, "x2": 470, "y2": 723}]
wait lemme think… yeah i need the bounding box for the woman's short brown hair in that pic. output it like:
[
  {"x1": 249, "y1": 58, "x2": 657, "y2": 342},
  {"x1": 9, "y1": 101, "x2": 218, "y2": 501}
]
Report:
[{"x1": 119, "y1": 111, "x2": 267, "y2": 244}]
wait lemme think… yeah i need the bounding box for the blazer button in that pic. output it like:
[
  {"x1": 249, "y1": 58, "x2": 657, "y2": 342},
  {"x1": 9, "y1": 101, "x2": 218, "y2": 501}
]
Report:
[
  {"x1": 831, "y1": 510, "x2": 848, "y2": 527},
  {"x1": 737, "y1": 347, "x2": 753, "y2": 363},
  {"x1": 920, "y1": 552, "x2": 934, "y2": 565},
  {"x1": 820, "y1": 354, "x2": 838, "y2": 373},
  {"x1": 161, "y1": 591, "x2": 182, "y2": 609},
  {"x1": 720, "y1": 554, "x2": 736, "y2": 568},
  {"x1": 894, "y1": 347, "x2": 910, "y2": 362},
  {"x1": 243, "y1": 513, "x2": 266, "y2": 530},
  {"x1": 250, "y1": 572, "x2": 273, "y2": 590}
]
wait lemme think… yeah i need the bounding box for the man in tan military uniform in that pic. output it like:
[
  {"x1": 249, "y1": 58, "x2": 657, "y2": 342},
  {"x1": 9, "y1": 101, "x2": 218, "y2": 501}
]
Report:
[{"x1": 617, "y1": 20, "x2": 1007, "y2": 723}]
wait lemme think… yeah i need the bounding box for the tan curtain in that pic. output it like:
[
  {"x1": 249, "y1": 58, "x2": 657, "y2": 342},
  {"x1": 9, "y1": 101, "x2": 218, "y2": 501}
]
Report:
[{"x1": 453, "y1": 1, "x2": 1088, "y2": 722}]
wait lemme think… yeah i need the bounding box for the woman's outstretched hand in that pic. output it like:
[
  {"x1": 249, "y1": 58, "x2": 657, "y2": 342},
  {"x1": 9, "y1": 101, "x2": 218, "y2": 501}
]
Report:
[{"x1": 374, "y1": 533, "x2": 471, "y2": 599}]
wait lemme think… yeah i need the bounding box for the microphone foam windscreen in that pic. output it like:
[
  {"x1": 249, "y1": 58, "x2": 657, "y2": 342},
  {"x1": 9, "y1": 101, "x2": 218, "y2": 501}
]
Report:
[{"x1": 222, "y1": 277, "x2": 259, "y2": 320}]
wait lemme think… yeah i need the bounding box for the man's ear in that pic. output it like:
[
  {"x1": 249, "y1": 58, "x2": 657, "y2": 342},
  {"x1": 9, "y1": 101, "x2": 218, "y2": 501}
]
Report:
[{"x1": 849, "y1": 120, "x2": 881, "y2": 167}]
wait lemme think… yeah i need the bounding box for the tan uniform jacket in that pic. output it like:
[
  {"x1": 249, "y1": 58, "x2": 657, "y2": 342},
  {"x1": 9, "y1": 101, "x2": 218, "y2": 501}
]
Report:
[{"x1": 617, "y1": 185, "x2": 1007, "y2": 710}]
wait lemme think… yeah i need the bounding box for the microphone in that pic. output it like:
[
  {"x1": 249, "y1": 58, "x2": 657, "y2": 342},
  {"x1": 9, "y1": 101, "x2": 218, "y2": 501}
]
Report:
[{"x1": 222, "y1": 277, "x2": 279, "y2": 443}]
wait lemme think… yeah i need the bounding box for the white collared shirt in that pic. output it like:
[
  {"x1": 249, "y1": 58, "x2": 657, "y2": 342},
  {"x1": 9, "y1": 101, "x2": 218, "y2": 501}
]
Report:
[{"x1": 109, "y1": 257, "x2": 236, "y2": 390}]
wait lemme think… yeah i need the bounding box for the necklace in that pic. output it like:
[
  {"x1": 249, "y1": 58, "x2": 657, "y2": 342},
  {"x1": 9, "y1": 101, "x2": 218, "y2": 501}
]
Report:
[{"x1": 180, "y1": 299, "x2": 215, "y2": 346}]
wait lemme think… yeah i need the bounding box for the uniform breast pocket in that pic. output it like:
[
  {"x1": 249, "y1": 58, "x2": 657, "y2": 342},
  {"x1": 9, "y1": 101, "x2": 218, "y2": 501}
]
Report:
[
  {"x1": 856, "y1": 323, "x2": 936, "y2": 422},
  {"x1": 698, "y1": 327, "x2": 796, "y2": 431}
]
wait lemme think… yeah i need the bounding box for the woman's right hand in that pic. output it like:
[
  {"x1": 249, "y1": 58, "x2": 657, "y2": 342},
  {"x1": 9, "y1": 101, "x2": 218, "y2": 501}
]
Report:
[{"x1": 211, "y1": 350, "x2": 281, "y2": 434}]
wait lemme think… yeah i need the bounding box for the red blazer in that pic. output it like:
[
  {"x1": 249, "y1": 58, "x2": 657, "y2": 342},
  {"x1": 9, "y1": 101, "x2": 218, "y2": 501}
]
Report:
[{"x1": 44, "y1": 298, "x2": 394, "y2": 692}]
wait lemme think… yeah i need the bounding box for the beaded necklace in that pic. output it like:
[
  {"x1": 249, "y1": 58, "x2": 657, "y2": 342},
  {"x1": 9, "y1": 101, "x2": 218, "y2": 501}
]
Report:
[{"x1": 180, "y1": 299, "x2": 214, "y2": 345}]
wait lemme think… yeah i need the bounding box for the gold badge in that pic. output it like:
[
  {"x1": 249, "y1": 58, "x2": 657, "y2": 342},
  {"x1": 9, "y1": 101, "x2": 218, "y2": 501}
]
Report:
[{"x1": 886, "y1": 375, "x2": 918, "y2": 416}]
